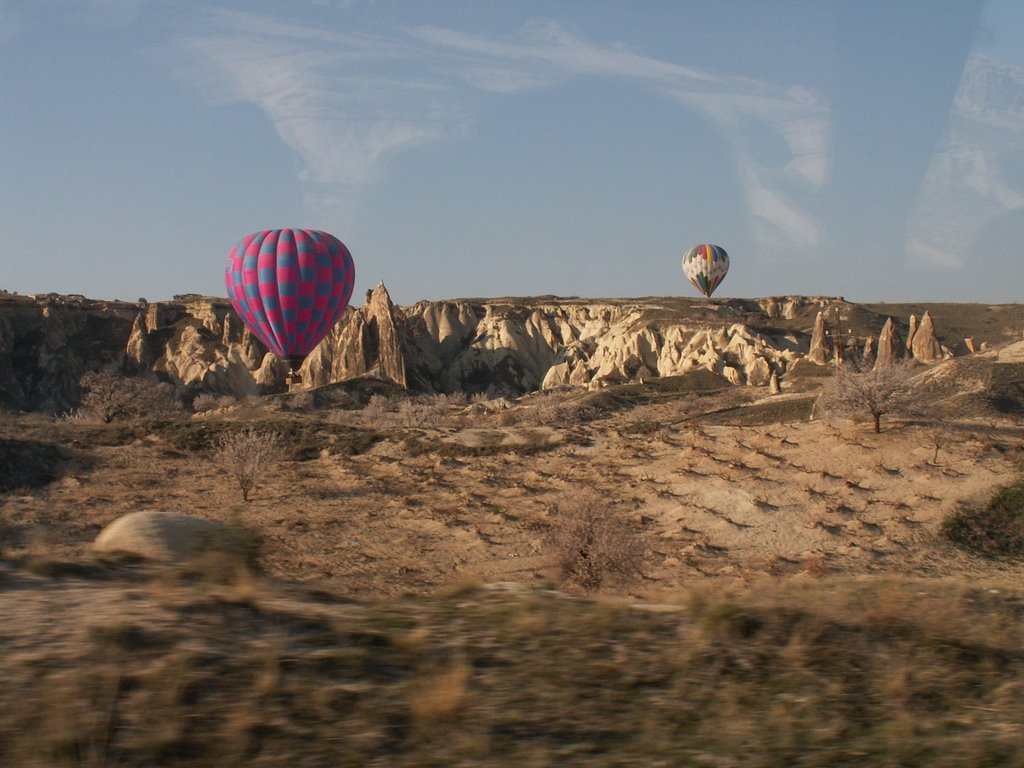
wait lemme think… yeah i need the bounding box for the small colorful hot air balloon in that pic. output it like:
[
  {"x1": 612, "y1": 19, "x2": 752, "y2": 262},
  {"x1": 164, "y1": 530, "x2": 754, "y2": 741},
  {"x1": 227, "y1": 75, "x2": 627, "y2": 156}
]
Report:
[
  {"x1": 225, "y1": 229, "x2": 355, "y2": 372},
  {"x1": 681, "y1": 243, "x2": 729, "y2": 298}
]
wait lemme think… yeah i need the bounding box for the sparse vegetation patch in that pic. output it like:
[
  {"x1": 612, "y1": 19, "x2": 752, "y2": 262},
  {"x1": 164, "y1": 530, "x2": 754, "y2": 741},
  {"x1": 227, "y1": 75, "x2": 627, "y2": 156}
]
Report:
[
  {"x1": 546, "y1": 489, "x2": 647, "y2": 591},
  {"x1": 0, "y1": 438, "x2": 65, "y2": 492},
  {"x1": 216, "y1": 427, "x2": 281, "y2": 502},
  {"x1": 76, "y1": 371, "x2": 184, "y2": 423},
  {"x1": 943, "y1": 480, "x2": 1024, "y2": 557}
]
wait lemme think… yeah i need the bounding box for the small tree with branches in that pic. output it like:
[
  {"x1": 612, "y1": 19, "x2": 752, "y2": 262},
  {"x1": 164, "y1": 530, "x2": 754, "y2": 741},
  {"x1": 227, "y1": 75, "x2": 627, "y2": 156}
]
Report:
[
  {"x1": 77, "y1": 371, "x2": 182, "y2": 423},
  {"x1": 819, "y1": 361, "x2": 920, "y2": 433},
  {"x1": 216, "y1": 427, "x2": 281, "y2": 502}
]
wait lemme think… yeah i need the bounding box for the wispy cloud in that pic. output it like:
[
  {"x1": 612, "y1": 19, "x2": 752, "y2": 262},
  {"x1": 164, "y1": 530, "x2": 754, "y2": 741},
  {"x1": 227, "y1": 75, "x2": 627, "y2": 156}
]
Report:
[
  {"x1": 175, "y1": 10, "x2": 829, "y2": 252},
  {"x1": 415, "y1": 20, "x2": 830, "y2": 253},
  {"x1": 410, "y1": 20, "x2": 716, "y2": 85},
  {"x1": 177, "y1": 13, "x2": 469, "y2": 198},
  {"x1": 906, "y1": 55, "x2": 1024, "y2": 270}
]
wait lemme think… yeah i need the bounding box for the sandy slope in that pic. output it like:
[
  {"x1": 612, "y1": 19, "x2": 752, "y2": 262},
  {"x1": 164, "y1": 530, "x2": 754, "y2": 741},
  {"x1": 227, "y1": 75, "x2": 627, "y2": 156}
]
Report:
[{"x1": 3, "y1": 401, "x2": 1023, "y2": 597}]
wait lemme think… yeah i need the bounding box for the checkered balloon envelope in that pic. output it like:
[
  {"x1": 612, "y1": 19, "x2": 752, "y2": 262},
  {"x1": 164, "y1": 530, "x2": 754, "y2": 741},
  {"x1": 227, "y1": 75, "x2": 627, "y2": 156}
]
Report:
[{"x1": 225, "y1": 229, "x2": 355, "y2": 371}]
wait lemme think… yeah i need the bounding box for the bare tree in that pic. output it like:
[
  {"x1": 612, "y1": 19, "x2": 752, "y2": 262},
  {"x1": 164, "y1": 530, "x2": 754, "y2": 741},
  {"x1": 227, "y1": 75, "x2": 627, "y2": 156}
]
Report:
[
  {"x1": 546, "y1": 489, "x2": 647, "y2": 592},
  {"x1": 78, "y1": 371, "x2": 182, "y2": 423},
  {"x1": 819, "y1": 361, "x2": 920, "y2": 433},
  {"x1": 216, "y1": 427, "x2": 281, "y2": 502}
]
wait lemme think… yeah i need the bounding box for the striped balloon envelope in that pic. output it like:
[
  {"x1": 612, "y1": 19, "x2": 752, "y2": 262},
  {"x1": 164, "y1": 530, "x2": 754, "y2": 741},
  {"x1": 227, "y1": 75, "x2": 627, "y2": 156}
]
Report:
[
  {"x1": 681, "y1": 243, "x2": 729, "y2": 298},
  {"x1": 225, "y1": 229, "x2": 355, "y2": 371}
]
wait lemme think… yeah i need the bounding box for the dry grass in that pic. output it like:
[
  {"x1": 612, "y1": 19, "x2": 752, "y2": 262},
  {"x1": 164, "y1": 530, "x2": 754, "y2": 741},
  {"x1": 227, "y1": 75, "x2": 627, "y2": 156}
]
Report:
[
  {"x1": 1, "y1": 574, "x2": 1024, "y2": 767},
  {"x1": 2, "y1": 375, "x2": 1024, "y2": 764}
]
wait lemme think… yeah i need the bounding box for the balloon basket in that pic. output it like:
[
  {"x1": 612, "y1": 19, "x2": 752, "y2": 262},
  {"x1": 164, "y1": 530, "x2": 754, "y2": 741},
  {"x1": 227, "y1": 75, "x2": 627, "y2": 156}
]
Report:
[{"x1": 285, "y1": 371, "x2": 303, "y2": 392}]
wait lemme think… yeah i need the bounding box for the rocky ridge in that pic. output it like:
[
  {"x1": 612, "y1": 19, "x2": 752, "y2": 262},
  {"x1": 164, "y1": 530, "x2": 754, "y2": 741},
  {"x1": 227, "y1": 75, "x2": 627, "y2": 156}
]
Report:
[{"x1": 0, "y1": 287, "x2": 1019, "y2": 412}]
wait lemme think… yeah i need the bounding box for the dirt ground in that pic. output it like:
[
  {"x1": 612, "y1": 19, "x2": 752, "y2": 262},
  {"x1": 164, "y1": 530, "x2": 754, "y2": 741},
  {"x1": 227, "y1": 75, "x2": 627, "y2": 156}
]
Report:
[
  {"x1": 3, "y1": 389, "x2": 1023, "y2": 598},
  {"x1": 4, "y1": 381, "x2": 1024, "y2": 767}
]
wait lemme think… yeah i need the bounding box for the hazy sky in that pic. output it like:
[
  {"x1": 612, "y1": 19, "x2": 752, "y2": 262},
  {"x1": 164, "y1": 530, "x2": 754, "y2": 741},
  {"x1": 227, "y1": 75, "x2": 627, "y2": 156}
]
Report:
[{"x1": 2, "y1": 1, "x2": 1023, "y2": 304}]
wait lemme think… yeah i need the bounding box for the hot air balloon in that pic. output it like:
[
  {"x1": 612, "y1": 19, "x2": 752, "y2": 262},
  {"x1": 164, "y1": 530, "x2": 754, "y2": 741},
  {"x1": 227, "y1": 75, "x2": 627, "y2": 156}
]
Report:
[
  {"x1": 682, "y1": 243, "x2": 729, "y2": 298},
  {"x1": 225, "y1": 229, "x2": 355, "y2": 373}
]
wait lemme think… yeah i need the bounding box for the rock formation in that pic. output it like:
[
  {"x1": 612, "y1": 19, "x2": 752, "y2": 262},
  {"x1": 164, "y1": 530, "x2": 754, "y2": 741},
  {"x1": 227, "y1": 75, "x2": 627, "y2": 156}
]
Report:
[
  {"x1": 910, "y1": 311, "x2": 944, "y2": 362},
  {"x1": 0, "y1": 289, "x2": 989, "y2": 412},
  {"x1": 302, "y1": 282, "x2": 413, "y2": 390},
  {"x1": 807, "y1": 312, "x2": 830, "y2": 365},
  {"x1": 874, "y1": 318, "x2": 903, "y2": 368},
  {"x1": 93, "y1": 510, "x2": 236, "y2": 563},
  {"x1": 906, "y1": 314, "x2": 918, "y2": 352}
]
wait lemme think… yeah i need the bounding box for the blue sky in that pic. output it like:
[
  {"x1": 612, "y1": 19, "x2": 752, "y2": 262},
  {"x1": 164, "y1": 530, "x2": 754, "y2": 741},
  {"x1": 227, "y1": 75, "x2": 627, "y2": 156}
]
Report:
[{"x1": 2, "y1": 0, "x2": 1022, "y2": 304}]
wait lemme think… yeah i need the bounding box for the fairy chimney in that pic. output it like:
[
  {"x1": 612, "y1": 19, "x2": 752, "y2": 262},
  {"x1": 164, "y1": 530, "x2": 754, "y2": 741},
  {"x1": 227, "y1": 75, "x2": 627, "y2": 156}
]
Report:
[
  {"x1": 807, "y1": 311, "x2": 830, "y2": 365},
  {"x1": 906, "y1": 314, "x2": 918, "y2": 352},
  {"x1": 910, "y1": 311, "x2": 943, "y2": 362},
  {"x1": 874, "y1": 317, "x2": 903, "y2": 368}
]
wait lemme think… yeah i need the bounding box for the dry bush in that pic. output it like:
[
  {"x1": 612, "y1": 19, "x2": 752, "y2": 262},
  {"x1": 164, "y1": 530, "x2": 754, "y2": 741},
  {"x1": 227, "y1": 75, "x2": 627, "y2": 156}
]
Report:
[
  {"x1": 359, "y1": 393, "x2": 390, "y2": 424},
  {"x1": 0, "y1": 438, "x2": 64, "y2": 493},
  {"x1": 818, "y1": 361, "x2": 920, "y2": 433},
  {"x1": 78, "y1": 371, "x2": 183, "y2": 423},
  {"x1": 192, "y1": 393, "x2": 237, "y2": 413},
  {"x1": 216, "y1": 427, "x2": 281, "y2": 502},
  {"x1": 546, "y1": 489, "x2": 647, "y2": 591},
  {"x1": 942, "y1": 480, "x2": 1024, "y2": 557},
  {"x1": 357, "y1": 393, "x2": 464, "y2": 428},
  {"x1": 520, "y1": 390, "x2": 602, "y2": 427}
]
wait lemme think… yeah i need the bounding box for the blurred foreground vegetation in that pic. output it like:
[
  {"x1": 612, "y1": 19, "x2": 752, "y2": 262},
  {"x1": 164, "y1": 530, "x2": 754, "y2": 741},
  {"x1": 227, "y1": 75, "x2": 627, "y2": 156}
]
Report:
[{"x1": 1, "y1": 566, "x2": 1023, "y2": 768}]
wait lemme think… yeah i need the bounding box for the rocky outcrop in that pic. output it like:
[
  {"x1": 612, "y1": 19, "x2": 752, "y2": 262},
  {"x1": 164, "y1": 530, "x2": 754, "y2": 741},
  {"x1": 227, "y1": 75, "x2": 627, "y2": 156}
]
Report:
[
  {"x1": 910, "y1": 311, "x2": 944, "y2": 362},
  {"x1": 0, "y1": 293, "x2": 137, "y2": 412},
  {"x1": 0, "y1": 289, "x2": 987, "y2": 412},
  {"x1": 302, "y1": 282, "x2": 413, "y2": 390},
  {"x1": 126, "y1": 297, "x2": 263, "y2": 399},
  {"x1": 93, "y1": 510, "x2": 236, "y2": 563},
  {"x1": 906, "y1": 314, "x2": 918, "y2": 352},
  {"x1": 807, "y1": 312, "x2": 830, "y2": 365},
  {"x1": 874, "y1": 318, "x2": 903, "y2": 368}
]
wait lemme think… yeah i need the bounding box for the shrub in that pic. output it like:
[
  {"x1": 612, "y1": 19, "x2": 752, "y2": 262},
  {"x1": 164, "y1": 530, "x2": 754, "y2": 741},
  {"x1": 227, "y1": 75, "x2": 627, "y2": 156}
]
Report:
[
  {"x1": 0, "y1": 439, "x2": 64, "y2": 493},
  {"x1": 78, "y1": 371, "x2": 183, "y2": 423},
  {"x1": 192, "y1": 393, "x2": 237, "y2": 413},
  {"x1": 942, "y1": 481, "x2": 1024, "y2": 557},
  {"x1": 216, "y1": 427, "x2": 281, "y2": 502},
  {"x1": 818, "y1": 361, "x2": 920, "y2": 433},
  {"x1": 546, "y1": 489, "x2": 647, "y2": 592}
]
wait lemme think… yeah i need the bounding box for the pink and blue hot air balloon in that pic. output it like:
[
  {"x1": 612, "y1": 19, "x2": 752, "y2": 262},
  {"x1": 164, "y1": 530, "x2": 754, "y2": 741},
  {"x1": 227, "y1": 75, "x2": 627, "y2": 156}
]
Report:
[{"x1": 225, "y1": 229, "x2": 355, "y2": 371}]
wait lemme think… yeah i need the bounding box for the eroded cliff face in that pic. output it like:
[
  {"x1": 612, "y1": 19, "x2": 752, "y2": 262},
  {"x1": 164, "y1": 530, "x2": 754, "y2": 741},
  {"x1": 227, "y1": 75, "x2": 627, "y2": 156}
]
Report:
[
  {"x1": 0, "y1": 294, "x2": 138, "y2": 412},
  {"x1": 0, "y1": 287, "x2": 985, "y2": 412}
]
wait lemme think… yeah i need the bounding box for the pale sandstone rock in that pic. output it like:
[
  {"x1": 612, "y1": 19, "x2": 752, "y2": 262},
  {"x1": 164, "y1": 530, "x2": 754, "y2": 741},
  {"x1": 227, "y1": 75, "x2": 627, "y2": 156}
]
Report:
[
  {"x1": 541, "y1": 361, "x2": 571, "y2": 389},
  {"x1": 910, "y1": 311, "x2": 943, "y2": 362},
  {"x1": 722, "y1": 365, "x2": 743, "y2": 385},
  {"x1": 589, "y1": 361, "x2": 627, "y2": 389},
  {"x1": 807, "y1": 312, "x2": 830, "y2": 365},
  {"x1": 94, "y1": 510, "x2": 236, "y2": 563},
  {"x1": 863, "y1": 336, "x2": 876, "y2": 364},
  {"x1": 746, "y1": 357, "x2": 772, "y2": 387},
  {"x1": 569, "y1": 360, "x2": 593, "y2": 386},
  {"x1": 874, "y1": 318, "x2": 903, "y2": 368}
]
